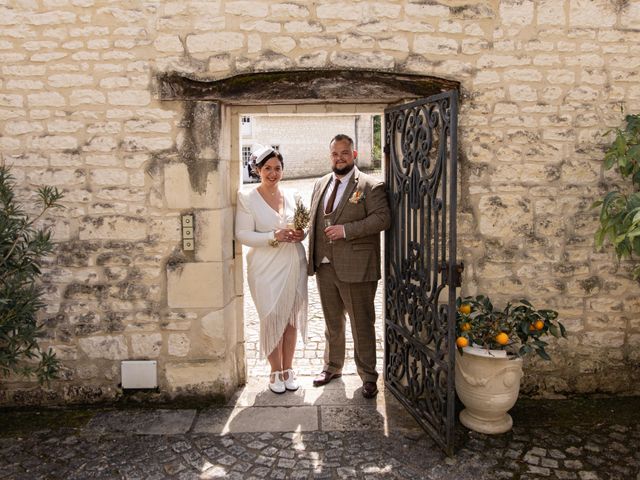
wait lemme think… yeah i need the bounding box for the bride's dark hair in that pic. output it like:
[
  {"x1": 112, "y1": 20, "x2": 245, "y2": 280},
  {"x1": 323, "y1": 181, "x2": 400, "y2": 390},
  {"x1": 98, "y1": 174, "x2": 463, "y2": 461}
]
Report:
[{"x1": 251, "y1": 148, "x2": 284, "y2": 175}]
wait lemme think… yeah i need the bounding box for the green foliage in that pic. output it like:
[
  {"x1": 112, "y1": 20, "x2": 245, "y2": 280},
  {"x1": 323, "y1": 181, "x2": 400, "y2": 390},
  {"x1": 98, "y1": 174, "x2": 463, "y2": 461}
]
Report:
[
  {"x1": 371, "y1": 115, "x2": 382, "y2": 166},
  {"x1": 456, "y1": 295, "x2": 567, "y2": 360},
  {"x1": 592, "y1": 113, "x2": 640, "y2": 278},
  {"x1": 0, "y1": 166, "x2": 63, "y2": 383}
]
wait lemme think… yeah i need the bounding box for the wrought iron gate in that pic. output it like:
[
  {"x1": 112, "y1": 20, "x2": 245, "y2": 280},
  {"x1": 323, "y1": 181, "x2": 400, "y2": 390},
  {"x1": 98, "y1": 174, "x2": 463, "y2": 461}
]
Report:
[{"x1": 384, "y1": 90, "x2": 460, "y2": 455}]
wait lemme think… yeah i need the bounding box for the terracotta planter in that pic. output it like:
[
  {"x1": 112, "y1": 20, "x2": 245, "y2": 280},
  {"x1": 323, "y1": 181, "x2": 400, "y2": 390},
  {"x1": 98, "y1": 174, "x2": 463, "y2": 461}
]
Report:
[{"x1": 455, "y1": 346, "x2": 523, "y2": 434}]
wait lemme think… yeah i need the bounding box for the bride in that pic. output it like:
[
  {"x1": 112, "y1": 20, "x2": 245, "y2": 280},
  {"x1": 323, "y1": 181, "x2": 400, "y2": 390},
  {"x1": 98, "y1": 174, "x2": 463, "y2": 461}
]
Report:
[{"x1": 235, "y1": 145, "x2": 308, "y2": 393}]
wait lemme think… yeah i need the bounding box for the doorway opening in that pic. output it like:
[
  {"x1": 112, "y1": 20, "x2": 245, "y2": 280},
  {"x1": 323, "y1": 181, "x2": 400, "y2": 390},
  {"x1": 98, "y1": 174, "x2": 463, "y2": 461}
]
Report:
[{"x1": 230, "y1": 105, "x2": 387, "y2": 379}]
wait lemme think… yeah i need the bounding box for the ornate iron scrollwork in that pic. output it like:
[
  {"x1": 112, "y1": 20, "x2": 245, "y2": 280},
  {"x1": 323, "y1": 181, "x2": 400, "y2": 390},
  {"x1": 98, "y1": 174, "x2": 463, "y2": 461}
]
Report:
[{"x1": 384, "y1": 91, "x2": 459, "y2": 456}]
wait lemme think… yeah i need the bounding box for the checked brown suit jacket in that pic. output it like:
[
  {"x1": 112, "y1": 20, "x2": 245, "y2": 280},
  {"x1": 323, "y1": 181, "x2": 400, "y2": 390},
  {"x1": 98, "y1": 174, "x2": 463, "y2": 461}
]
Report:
[{"x1": 307, "y1": 168, "x2": 391, "y2": 283}]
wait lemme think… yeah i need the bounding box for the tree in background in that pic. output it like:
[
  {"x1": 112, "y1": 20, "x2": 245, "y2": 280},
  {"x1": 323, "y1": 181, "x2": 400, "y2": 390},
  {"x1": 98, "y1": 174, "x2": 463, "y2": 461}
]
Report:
[{"x1": 0, "y1": 166, "x2": 63, "y2": 383}]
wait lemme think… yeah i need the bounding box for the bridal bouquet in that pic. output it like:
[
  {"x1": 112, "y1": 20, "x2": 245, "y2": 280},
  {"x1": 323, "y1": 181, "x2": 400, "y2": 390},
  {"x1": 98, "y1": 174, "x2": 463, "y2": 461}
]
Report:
[{"x1": 293, "y1": 198, "x2": 310, "y2": 230}]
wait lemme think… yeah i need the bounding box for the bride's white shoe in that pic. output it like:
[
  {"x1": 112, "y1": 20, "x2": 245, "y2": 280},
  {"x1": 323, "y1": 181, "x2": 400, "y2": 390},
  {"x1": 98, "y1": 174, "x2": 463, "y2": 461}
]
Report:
[
  {"x1": 269, "y1": 371, "x2": 286, "y2": 394},
  {"x1": 283, "y1": 368, "x2": 299, "y2": 391}
]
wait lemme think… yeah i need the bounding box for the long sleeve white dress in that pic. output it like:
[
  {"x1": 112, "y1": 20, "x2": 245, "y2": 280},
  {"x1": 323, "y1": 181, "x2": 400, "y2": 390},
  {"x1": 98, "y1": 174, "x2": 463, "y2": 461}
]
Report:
[{"x1": 235, "y1": 187, "x2": 308, "y2": 358}]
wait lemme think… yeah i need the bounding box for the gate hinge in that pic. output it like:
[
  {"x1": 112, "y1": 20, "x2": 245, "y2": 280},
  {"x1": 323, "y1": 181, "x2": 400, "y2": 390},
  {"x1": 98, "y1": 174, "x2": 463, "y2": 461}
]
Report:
[{"x1": 439, "y1": 261, "x2": 464, "y2": 287}]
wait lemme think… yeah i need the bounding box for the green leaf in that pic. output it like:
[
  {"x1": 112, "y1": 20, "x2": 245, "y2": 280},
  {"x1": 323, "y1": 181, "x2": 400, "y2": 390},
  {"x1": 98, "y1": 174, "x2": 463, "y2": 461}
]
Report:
[
  {"x1": 615, "y1": 133, "x2": 627, "y2": 153},
  {"x1": 618, "y1": 236, "x2": 633, "y2": 255},
  {"x1": 628, "y1": 193, "x2": 640, "y2": 210},
  {"x1": 594, "y1": 228, "x2": 606, "y2": 249},
  {"x1": 614, "y1": 233, "x2": 628, "y2": 245},
  {"x1": 628, "y1": 144, "x2": 640, "y2": 160},
  {"x1": 537, "y1": 349, "x2": 551, "y2": 361},
  {"x1": 604, "y1": 150, "x2": 617, "y2": 170}
]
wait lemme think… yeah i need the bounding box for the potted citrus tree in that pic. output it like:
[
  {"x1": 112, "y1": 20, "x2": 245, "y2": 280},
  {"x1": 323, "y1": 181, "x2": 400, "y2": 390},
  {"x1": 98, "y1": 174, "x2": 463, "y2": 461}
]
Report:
[{"x1": 454, "y1": 295, "x2": 567, "y2": 434}]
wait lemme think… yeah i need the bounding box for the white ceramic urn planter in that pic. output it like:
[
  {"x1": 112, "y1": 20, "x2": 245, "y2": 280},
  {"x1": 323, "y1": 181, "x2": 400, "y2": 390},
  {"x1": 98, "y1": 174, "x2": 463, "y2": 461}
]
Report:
[{"x1": 455, "y1": 346, "x2": 523, "y2": 434}]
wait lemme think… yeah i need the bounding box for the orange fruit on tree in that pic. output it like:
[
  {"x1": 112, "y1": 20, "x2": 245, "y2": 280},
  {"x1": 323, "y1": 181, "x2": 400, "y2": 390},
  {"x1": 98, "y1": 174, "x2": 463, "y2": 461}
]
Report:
[
  {"x1": 461, "y1": 322, "x2": 472, "y2": 332},
  {"x1": 458, "y1": 303, "x2": 471, "y2": 315},
  {"x1": 534, "y1": 320, "x2": 544, "y2": 330},
  {"x1": 528, "y1": 324, "x2": 536, "y2": 332},
  {"x1": 495, "y1": 332, "x2": 509, "y2": 345},
  {"x1": 456, "y1": 336, "x2": 469, "y2": 348}
]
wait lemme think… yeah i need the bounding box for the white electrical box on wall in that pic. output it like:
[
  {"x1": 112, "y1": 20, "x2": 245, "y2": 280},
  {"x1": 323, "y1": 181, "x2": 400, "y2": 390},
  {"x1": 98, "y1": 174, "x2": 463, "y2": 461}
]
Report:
[{"x1": 121, "y1": 360, "x2": 158, "y2": 389}]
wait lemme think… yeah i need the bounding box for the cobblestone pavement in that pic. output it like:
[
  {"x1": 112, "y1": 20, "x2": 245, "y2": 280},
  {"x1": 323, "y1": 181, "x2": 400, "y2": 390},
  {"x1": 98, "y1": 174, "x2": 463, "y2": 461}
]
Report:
[
  {"x1": 1, "y1": 392, "x2": 639, "y2": 479},
  {"x1": 242, "y1": 175, "x2": 386, "y2": 378}
]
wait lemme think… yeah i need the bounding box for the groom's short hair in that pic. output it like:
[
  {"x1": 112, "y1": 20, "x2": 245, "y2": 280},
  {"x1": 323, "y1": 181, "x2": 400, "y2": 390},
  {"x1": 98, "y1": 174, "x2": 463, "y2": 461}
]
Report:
[{"x1": 330, "y1": 134, "x2": 354, "y2": 148}]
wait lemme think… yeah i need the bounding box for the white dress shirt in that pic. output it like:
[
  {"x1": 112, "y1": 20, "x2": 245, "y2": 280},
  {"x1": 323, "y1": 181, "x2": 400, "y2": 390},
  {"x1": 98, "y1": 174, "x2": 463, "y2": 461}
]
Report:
[
  {"x1": 323, "y1": 167, "x2": 356, "y2": 213},
  {"x1": 320, "y1": 167, "x2": 356, "y2": 263}
]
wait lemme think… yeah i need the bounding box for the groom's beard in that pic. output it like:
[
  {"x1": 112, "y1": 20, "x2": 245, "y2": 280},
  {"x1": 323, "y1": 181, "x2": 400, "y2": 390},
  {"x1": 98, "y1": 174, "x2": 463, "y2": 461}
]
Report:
[{"x1": 332, "y1": 163, "x2": 354, "y2": 176}]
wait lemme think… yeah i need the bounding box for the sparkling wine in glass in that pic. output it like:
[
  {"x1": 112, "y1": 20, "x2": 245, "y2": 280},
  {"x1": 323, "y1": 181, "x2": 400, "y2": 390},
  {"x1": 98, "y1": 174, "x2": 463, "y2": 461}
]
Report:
[
  {"x1": 324, "y1": 218, "x2": 333, "y2": 244},
  {"x1": 285, "y1": 222, "x2": 295, "y2": 242}
]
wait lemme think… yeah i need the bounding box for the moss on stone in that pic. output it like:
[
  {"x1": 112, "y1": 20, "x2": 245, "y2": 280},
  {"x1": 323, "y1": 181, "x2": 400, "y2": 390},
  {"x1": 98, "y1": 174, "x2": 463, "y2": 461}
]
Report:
[
  {"x1": 511, "y1": 395, "x2": 640, "y2": 427},
  {"x1": 0, "y1": 408, "x2": 95, "y2": 437}
]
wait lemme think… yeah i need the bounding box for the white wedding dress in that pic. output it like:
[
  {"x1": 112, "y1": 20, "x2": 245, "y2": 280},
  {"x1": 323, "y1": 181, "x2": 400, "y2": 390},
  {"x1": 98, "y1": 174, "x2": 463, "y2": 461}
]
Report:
[{"x1": 235, "y1": 188, "x2": 308, "y2": 357}]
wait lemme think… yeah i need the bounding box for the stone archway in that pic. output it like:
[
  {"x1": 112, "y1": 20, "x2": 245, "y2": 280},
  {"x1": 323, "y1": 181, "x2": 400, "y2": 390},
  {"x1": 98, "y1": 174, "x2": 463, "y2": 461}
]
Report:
[{"x1": 156, "y1": 69, "x2": 459, "y2": 396}]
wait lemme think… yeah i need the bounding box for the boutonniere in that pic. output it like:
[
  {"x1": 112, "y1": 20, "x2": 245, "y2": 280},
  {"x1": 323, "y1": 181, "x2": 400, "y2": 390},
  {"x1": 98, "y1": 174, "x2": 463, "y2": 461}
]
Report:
[{"x1": 348, "y1": 190, "x2": 366, "y2": 204}]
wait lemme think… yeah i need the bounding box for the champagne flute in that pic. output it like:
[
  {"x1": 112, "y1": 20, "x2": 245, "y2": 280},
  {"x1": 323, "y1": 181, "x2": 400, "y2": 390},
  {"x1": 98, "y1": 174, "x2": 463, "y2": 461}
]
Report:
[
  {"x1": 286, "y1": 221, "x2": 295, "y2": 242},
  {"x1": 324, "y1": 218, "x2": 333, "y2": 244}
]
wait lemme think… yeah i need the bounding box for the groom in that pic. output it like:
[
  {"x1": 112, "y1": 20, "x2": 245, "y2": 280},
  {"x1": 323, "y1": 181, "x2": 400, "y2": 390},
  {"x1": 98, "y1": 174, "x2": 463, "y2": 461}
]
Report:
[{"x1": 307, "y1": 134, "x2": 391, "y2": 398}]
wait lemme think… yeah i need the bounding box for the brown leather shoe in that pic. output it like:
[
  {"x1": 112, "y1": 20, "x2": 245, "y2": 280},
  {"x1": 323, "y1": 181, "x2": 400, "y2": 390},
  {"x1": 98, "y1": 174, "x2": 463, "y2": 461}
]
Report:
[
  {"x1": 362, "y1": 381, "x2": 378, "y2": 399},
  {"x1": 313, "y1": 371, "x2": 342, "y2": 387}
]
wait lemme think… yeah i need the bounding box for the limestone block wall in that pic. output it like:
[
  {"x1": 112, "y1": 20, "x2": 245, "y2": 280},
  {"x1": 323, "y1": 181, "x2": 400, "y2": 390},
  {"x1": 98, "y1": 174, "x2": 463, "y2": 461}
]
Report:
[
  {"x1": 242, "y1": 114, "x2": 375, "y2": 179},
  {"x1": 1, "y1": 0, "x2": 639, "y2": 404}
]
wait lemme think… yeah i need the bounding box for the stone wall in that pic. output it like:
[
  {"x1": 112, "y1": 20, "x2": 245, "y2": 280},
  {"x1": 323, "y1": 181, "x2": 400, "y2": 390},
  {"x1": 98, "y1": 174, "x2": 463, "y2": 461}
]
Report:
[
  {"x1": 241, "y1": 114, "x2": 375, "y2": 180},
  {"x1": 1, "y1": 0, "x2": 639, "y2": 404}
]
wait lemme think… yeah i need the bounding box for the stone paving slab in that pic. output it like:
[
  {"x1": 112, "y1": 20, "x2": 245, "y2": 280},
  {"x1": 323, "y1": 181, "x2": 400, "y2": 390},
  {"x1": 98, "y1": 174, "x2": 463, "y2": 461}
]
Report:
[
  {"x1": 194, "y1": 406, "x2": 319, "y2": 434},
  {"x1": 302, "y1": 385, "x2": 387, "y2": 406},
  {"x1": 85, "y1": 409, "x2": 197, "y2": 435},
  {"x1": 304, "y1": 374, "x2": 380, "y2": 390},
  {"x1": 320, "y1": 400, "x2": 422, "y2": 435},
  {"x1": 319, "y1": 405, "x2": 390, "y2": 432},
  {"x1": 228, "y1": 387, "x2": 308, "y2": 407}
]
